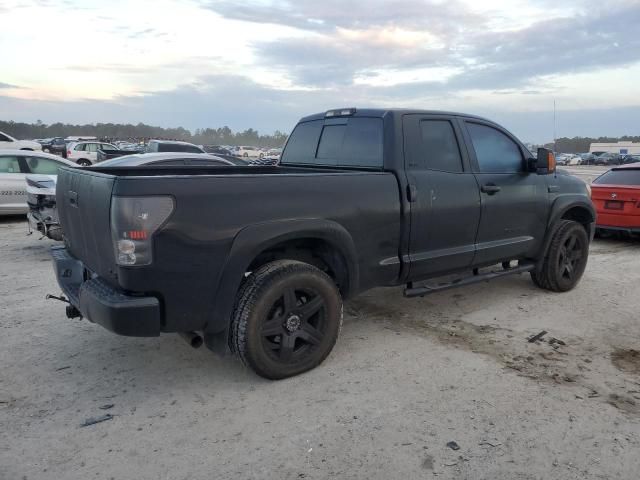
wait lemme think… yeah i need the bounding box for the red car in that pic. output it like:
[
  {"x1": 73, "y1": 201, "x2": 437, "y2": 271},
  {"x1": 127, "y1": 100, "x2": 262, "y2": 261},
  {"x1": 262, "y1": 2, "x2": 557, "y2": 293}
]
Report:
[{"x1": 591, "y1": 164, "x2": 640, "y2": 234}]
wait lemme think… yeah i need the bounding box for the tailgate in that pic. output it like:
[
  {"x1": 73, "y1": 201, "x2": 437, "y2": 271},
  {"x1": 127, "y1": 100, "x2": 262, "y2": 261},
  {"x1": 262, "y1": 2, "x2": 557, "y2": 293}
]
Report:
[{"x1": 56, "y1": 167, "x2": 118, "y2": 282}]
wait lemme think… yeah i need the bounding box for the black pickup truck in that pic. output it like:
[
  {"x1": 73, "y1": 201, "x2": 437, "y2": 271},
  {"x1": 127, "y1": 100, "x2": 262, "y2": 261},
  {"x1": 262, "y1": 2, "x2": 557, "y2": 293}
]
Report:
[{"x1": 50, "y1": 108, "x2": 595, "y2": 379}]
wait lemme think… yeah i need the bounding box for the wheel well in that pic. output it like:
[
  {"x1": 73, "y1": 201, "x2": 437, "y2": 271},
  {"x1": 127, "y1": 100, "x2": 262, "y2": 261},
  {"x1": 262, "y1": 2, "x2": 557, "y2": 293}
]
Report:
[
  {"x1": 561, "y1": 206, "x2": 594, "y2": 231},
  {"x1": 20, "y1": 148, "x2": 33, "y2": 151},
  {"x1": 247, "y1": 238, "x2": 350, "y2": 296}
]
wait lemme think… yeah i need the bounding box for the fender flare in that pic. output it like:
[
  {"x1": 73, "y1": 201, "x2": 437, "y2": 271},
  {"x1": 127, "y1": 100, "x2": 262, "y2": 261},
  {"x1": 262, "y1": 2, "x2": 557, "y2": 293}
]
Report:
[
  {"x1": 536, "y1": 196, "x2": 595, "y2": 269},
  {"x1": 204, "y1": 218, "x2": 359, "y2": 336}
]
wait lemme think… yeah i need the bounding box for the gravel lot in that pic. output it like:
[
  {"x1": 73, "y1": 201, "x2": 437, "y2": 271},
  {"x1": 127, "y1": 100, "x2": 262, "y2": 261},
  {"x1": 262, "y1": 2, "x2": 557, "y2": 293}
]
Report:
[{"x1": 1, "y1": 215, "x2": 639, "y2": 480}]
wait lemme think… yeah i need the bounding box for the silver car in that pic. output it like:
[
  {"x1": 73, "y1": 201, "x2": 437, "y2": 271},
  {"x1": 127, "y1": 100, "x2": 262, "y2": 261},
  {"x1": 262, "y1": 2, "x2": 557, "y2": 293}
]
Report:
[{"x1": 0, "y1": 150, "x2": 76, "y2": 215}]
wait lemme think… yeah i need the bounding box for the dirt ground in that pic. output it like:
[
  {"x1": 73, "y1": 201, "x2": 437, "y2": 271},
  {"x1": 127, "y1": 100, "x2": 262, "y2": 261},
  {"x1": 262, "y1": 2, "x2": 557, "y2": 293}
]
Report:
[{"x1": 1, "y1": 216, "x2": 639, "y2": 480}]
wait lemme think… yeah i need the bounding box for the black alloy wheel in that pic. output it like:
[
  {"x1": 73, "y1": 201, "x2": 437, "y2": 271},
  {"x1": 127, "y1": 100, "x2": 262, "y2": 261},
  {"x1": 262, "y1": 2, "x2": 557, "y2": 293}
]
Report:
[
  {"x1": 531, "y1": 220, "x2": 589, "y2": 292},
  {"x1": 231, "y1": 260, "x2": 343, "y2": 379}
]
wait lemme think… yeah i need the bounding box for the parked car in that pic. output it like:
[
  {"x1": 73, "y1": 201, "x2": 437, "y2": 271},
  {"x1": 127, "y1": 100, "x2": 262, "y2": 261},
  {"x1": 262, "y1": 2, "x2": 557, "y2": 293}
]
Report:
[
  {"x1": 40, "y1": 137, "x2": 67, "y2": 156},
  {"x1": 96, "y1": 146, "x2": 146, "y2": 162},
  {"x1": 0, "y1": 131, "x2": 42, "y2": 151},
  {"x1": 97, "y1": 152, "x2": 244, "y2": 168},
  {"x1": 66, "y1": 141, "x2": 118, "y2": 166},
  {"x1": 555, "y1": 154, "x2": 570, "y2": 166},
  {"x1": 595, "y1": 152, "x2": 622, "y2": 166},
  {"x1": 48, "y1": 108, "x2": 595, "y2": 379},
  {"x1": 591, "y1": 164, "x2": 640, "y2": 235},
  {"x1": 234, "y1": 146, "x2": 262, "y2": 158},
  {"x1": 621, "y1": 154, "x2": 640, "y2": 164},
  {"x1": 203, "y1": 145, "x2": 234, "y2": 156},
  {"x1": 146, "y1": 140, "x2": 205, "y2": 154},
  {"x1": 579, "y1": 153, "x2": 596, "y2": 165},
  {"x1": 0, "y1": 150, "x2": 75, "y2": 215}
]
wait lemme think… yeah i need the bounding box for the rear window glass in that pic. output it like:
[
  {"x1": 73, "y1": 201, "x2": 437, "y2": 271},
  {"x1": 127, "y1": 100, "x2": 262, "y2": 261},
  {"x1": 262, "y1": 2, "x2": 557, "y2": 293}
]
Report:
[
  {"x1": 281, "y1": 118, "x2": 383, "y2": 168},
  {"x1": 593, "y1": 169, "x2": 640, "y2": 186}
]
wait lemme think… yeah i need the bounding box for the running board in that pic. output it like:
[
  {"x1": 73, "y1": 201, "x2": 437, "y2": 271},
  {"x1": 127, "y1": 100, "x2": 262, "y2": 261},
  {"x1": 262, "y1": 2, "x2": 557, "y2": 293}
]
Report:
[{"x1": 404, "y1": 262, "x2": 535, "y2": 298}]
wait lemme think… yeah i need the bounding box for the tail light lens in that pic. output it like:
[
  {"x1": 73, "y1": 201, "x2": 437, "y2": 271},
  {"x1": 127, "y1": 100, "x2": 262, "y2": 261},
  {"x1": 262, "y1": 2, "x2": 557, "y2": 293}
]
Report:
[{"x1": 110, "y1": 196, "x2": 174, "y2": 266}]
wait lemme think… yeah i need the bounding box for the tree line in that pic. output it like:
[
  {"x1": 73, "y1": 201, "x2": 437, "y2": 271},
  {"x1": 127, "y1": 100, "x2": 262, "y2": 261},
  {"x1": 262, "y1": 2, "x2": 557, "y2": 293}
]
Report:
[
  {"x1": 0, "y1": 120, "x2": 289, "y2": 148},
  {"x1": 546, "y1": 135, "x2": 640, "y2": 153}
]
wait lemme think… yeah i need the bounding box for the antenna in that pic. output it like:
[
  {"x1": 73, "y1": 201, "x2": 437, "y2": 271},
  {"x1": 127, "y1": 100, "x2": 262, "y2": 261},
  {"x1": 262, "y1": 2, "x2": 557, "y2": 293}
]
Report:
[{"x1": 553, "y1": 99, "x2": 557, "y2": 152}]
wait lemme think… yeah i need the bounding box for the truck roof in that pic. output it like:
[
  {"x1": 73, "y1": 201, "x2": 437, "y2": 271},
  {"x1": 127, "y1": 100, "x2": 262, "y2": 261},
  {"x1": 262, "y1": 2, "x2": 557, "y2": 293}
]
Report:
[{"x1": 299, "y1": 108, "x2": 493, "y2": 123}]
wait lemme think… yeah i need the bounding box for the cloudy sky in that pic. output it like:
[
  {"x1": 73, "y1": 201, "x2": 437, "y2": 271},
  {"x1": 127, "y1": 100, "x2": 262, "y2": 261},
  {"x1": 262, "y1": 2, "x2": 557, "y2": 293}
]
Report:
[{"x1": 1, "y1": 0, "x2": 639, "y2": 142}]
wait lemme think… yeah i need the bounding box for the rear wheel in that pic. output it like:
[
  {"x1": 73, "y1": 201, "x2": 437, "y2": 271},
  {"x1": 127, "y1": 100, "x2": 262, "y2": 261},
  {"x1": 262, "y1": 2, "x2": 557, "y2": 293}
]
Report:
[
  {"x1": 231, "y1": 260, "x2": 343, "y2": 379},
  {"x1": 531, "y1": 220, "x2": 589, "y2": 292},
  {"x1": 76, "y1": 159, "x2": 91, "y2": 166}
]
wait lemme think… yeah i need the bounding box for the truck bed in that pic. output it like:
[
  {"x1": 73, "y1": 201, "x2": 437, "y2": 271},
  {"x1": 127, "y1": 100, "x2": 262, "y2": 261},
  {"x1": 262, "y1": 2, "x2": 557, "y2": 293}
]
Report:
[{"x1": 55, "y1": 165, "x2": 402, "y2": 333}]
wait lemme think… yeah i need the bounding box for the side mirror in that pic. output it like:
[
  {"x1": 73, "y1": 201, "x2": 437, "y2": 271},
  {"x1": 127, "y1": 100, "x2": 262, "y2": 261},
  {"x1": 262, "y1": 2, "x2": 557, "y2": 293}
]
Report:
[{"x1": 535, "y1": 148, "x2": 556, "y2": 174}]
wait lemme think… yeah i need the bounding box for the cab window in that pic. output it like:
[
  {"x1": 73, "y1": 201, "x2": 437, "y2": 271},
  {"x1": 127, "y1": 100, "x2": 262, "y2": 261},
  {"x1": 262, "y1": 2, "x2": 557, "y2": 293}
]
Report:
[
  {"x1": 25, "y1": 157, "x2": 63, "y2": 174},
  {"x1": 0, "y1": 156, "x2": 21, "y2": 173},
  {"x1": 467, "y1": 123, "x2": 523, "y2": 173}
]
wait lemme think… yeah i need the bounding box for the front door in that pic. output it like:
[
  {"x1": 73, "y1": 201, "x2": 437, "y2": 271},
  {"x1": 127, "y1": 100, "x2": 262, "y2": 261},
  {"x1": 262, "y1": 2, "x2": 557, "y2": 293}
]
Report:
[
  {"x1": 403, "y1": 115, "x2": 481, "y2": 279},
  {"x1": 460, "y1": 120, "x2": 549, "y2": 265},
  {"x1": 0, "y1": 155, "x2": 27, "y2": 213}
]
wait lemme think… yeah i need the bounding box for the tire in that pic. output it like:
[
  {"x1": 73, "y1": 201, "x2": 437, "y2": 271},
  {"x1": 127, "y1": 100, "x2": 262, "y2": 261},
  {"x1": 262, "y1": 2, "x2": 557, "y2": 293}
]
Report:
[
  {"x1": 76, "y1": 159, "x2": 91, "y2": 166},
  {"x1": 231, "y1": 260, "x2": 343, "y2": 380},
  {"x1": 531, "y1": 220, "x2": 589, "y2": 292}
]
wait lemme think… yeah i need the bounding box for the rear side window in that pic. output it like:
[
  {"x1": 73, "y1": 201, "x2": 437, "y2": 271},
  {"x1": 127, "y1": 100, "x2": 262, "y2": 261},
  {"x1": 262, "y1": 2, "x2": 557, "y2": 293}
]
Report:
[
  {"x1": 467, "y1": 123, "x2": 523, "y2": 173},
  {"x1": 0, "y1": 156, "x2": 21, "y2": 173},
  {"x1": 74, "y1": 144, "x2": 85, "y2": 151},
  {"x1": 282, "y1": 118, "x2": 383, "y2": 168},
  {"x1": 593, "y1": 170, "x2": 640, "y2": 186},
  {"x1": 280, "y1": 121, "x2": 323, "y2": 164},
  {"x1": 26, "y1": 157, "x2": 63, "y2": 174},
  {"x1": 412, "y1": 120, "x2": 463, "y2": 172}
]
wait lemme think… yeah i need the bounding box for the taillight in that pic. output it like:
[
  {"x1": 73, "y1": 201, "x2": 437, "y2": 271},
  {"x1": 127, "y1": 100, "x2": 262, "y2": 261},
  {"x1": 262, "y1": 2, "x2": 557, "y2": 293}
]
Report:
[{"x1": 110, "y1": 196, "x2": 174, "y2": 266}]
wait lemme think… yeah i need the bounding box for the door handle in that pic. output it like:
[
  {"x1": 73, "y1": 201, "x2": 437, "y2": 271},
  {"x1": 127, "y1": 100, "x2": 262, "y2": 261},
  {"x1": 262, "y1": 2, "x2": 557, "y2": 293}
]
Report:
[
  {"x1": 407, "y1": 184, "x2": 418, "y2": 202},
  {"x1": 481, "y1": 184, "x2": 501, "y2": 195}
]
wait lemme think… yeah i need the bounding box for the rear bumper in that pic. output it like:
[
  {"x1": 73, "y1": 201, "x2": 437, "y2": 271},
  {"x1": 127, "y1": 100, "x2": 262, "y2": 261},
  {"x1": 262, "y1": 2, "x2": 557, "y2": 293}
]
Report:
[
  {"x1": 596, "y1": 224, "x2": 640, "y2": 234},
  {"x1": 51, "y1": 246, "x2": 161, "y2": 337}
]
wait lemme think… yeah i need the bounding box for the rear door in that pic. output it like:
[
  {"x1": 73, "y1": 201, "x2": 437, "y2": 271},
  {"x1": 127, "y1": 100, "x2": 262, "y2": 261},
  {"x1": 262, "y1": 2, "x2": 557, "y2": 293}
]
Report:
[
  {"x1": 0, "y1": 155, "x2": 27, "y2": 213},
  {"x1": 403, "y1": 114, "x2": 481, "y2": 278},
  {"x1": 85, "y1": 143, "x2": 99, "y2": 162},
  {"x1": 460, "y1": 119, "x2": 549, "y2": 264}
]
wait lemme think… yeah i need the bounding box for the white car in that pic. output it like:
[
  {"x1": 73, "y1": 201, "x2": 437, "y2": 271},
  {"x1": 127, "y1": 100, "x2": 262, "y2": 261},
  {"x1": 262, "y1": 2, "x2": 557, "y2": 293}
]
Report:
[
  {"x1": 234, "y1": 146, "x2": 262, "y2": 158},
  {"x1": 0, "y1": 150, "x2": 75, "y2": 215},
  {"x1": 66, "y1": 141, "x2": 117, "y2": 166},
  {"x1": 566, "y1": 155, "x2": 582, "y2": 166},
  {"x1": 0, "y1": 131, "x2": 42, "y2": 151}
]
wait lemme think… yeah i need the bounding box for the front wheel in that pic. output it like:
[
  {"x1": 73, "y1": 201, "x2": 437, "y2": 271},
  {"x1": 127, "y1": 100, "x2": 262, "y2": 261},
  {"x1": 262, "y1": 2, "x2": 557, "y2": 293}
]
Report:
[
  {"x1": 531, "y1": 220, "x2": 589, "y2": 292},
  {"x1": 231, "y1": 260, "x2": 343, "y2": 379}
]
